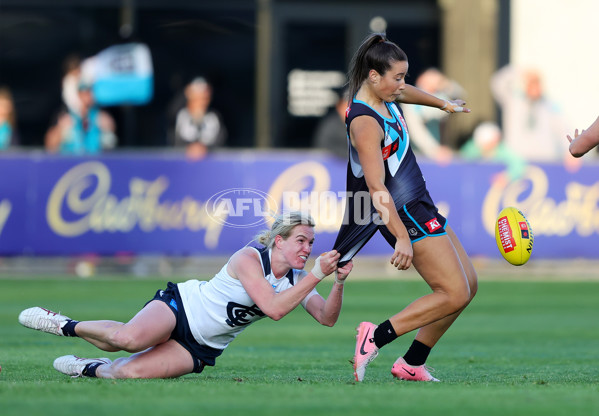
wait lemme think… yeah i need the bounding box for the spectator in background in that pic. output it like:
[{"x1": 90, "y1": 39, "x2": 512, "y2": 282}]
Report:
[
  {"x1": 312, "y1": 88, "x2": 349, "y2": 160},
  {"x1": 460, "y1": 121, "x2": 526, "y2": 187},
  {"x1": 174, "y1": 77, "x2": 226, "y2": 160},
  {"x1": 567, "y1": 115, "x2": 599, "y2": 158},
  {"x1": 61, "y1": 54, "x2": 83, "y2": 115},
  {"x1": 491, "y1": 65, "x2": 579, "y2": 171},
  {"x1": 401, "y1": 68, "x2": 464, "y2": 165},
  {"x1": 45, "y1": 80, "x2": 117, "y2": 155},
  {"x1": 0, "y1": 87, "x2": 18, "y2": 149}
]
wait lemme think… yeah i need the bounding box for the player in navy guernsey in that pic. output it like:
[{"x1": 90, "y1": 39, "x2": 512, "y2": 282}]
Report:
[{"x1": 334, "y1": 33, "x2": 479, "y2": 383}]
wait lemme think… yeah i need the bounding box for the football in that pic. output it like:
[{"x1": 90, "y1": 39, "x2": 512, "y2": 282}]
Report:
[{"x1": 495, "y1": 207, "x2": 534, "y2": 266}]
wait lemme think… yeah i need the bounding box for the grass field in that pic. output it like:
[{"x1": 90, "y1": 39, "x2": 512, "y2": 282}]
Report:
[{"x1": 1, "y1": 276, "x2": 598, "y2": 416}]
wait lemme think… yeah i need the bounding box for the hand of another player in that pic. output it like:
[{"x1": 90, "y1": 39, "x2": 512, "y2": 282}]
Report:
[
  {"x1": 566, "y1": 128, "x2": 582, "y2": 144},
  {"x1": 441, "y1": 99, "x2": 471, "y2": 114},
  {"x1": 390, "y1": 238, "x2": 413, "y2": 270},
  {"x1": 335, "y1": 260, "x2": 353, "y2": 282}
]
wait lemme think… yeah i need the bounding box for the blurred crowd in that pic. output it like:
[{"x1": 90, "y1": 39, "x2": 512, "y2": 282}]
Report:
[
  {"x1": 1, "y1": 45, "x2": 594, "y2": 172},
  {"x1": 311, "y1": 64, "x2": 591, "y2": 184},
  {"x1": 1, "y1": 44, "x2": 227, "y2": 161}
]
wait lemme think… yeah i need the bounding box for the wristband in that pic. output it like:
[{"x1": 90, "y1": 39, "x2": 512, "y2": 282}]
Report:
[
  {"x1": 440, "y1": 100, "x2": 449, "y2": 111},
  {"x1": 311, "y1": 255, "x2": 326, "y2": 280},
  {"x1": 334, "y1": 271, "x2": 345, "y2": 286}
]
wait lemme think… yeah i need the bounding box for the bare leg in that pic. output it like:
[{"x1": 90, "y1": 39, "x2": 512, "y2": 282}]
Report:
[
  {"x1": 413, "y1": 225, "x2": 478, "y2": 347},
  {"x1": 74, "y1": 301, "x2": 175, "y2": 353},
  {"x1": 388, "y1": 230, "x2": 472, "y2": 336},
  {"x1": 95, "y1": 339, "x2": 195, "y2": 379}
]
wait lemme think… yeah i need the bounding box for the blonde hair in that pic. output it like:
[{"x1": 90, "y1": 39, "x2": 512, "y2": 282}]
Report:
[{"x1": 254, "y1": 211, "x2": 315, "y2": 248}]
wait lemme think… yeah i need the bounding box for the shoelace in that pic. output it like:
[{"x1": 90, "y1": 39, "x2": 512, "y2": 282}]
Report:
[{"x1": 33, "y1": 310, "x2": 64, "y2": 333}]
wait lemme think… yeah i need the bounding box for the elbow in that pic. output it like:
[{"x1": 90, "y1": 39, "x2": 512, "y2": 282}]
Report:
[
  {"x1": 365, "y1": 180, "x2": 386, "y2": 194},
  {"x1": 569, "y1": 148, "x2": 584, "y2": 158},
  {"x1": 266, "y1": 309, "x2": 286, "y2": 321},
  {"x1": 319, "y1": 315, "x2": 338, "y2": 327},
  {"x1": 569, "y1": 142, "x2": 588, "y2": 158}
]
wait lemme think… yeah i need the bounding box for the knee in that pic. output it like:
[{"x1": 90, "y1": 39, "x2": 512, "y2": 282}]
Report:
[
  {"x1": 445, "y1": 284, "x2": 471, "y2": 314},
  {"x1": 108, "y1": 330, "x2": 145, "y2": 353},
  {"x1": 463, "y1": 269, "x2": 479, "y2": 305},
  {"x1": 453, "y1": 268, "x2": 479, "y2": 308}
]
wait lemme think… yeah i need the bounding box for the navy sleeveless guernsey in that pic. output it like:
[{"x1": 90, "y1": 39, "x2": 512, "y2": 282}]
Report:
[{"x1": 333, "y1": 97, "x2": 446, "y2": 265}]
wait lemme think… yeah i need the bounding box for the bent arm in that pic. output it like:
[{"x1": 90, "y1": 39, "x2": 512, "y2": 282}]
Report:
[
  {"x1": 230, "y1": 249, "x2": 339, "y2": 321},
  {"x1": 304, "y1": 260, "x2": 353, "y2": 326}
]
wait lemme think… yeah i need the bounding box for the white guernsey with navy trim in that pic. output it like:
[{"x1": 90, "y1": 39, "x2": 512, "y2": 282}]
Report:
[{"x1": 177, "y1": 247, "x2": 319, "y2": 350}]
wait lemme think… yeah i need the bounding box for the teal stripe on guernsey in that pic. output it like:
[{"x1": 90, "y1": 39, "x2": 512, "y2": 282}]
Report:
[{"x1": 351, "y1": 97, "x2": 396, "y2": 121}]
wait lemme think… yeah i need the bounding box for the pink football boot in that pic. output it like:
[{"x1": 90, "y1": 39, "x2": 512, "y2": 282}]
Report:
[
  {"x1": 353, "y1": 322, "x2": 379, "y2": 382},
  {"x1": 391, "y1": 357, "x2": 440, "y2": 382}
]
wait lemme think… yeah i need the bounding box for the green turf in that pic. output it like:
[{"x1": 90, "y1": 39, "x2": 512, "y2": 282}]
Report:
[{"x1": 1, "y1": 277, "x2": 598, "y2": 415}]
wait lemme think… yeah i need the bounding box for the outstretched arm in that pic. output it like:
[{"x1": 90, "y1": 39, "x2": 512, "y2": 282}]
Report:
[
  {"x1": 567, "y1": 116, "x2": 599, "y2": 157},
  {"x1": 397, "y1": 84, "x2": 470, "y2": 113}
]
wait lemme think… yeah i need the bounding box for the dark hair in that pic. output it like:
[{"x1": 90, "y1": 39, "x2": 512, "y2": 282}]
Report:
[{"x1": 347, "y1": 33, "x2": 408, "y2": 100}]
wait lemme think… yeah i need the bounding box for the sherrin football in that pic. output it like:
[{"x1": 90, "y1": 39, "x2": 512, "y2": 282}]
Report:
[{"x1": 494, "y1": 207, "x2": 534, "y2": 266}]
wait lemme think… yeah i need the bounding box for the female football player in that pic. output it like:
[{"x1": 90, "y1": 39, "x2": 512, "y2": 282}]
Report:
[
  {"x1": 332, "y1": 32, "x2": 478, "y2": 382},
  {"x1": 19, "y1": 211, "x2": 353, "y2": 379}
]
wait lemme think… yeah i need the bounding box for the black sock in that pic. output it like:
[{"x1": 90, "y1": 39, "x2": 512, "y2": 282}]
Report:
[
  {"x1": 373, "y1": 320, "x2": 398, "y2": 349},
  {"x1": 61, "y1": 320, "x2": 79, "y2": 337},
  {"x1": 82, "y1": 362, "x2": 102, "y2": 378},
  {"x1": 403, "y1": 340, "x2": 432, "y2": 366}
]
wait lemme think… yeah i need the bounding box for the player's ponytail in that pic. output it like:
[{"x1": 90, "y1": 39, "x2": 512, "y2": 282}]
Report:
[
  {"x1": 255, "y1": 230, "x2": 272, "y2": 247},
  {"x1": 347, "y1": 32, "x2": 408, "y2": 101}
]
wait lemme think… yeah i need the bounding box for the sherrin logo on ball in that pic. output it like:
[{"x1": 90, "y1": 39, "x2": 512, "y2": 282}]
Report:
[{"x1": 494, "y1": 207, "x2": 534, "y2": 266}]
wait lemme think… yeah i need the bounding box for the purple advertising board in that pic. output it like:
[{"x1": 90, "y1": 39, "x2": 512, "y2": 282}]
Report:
[{"x1": 0, "y1": 151, "x2": 598, "y2": 259}]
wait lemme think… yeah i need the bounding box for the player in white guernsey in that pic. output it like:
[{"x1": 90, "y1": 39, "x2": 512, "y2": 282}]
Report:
[{"x1": 19, "y1": 212, "x2": 353, "y2": 379}]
